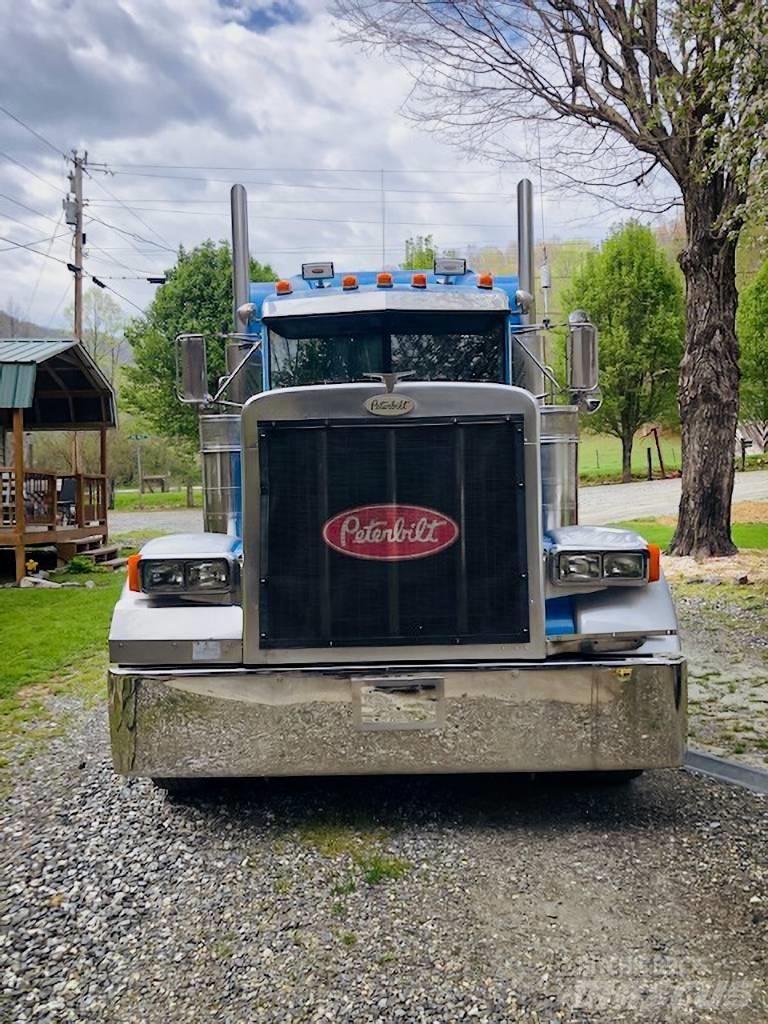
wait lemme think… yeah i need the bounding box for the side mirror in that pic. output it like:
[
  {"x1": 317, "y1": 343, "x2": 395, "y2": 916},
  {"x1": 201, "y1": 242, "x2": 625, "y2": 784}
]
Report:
[
  {"x1": 567, "y1": 310, "x2": 599, "y2": 410},
  {"x1": 177, "y1": 334, "x2": 209, "y2": 405}
]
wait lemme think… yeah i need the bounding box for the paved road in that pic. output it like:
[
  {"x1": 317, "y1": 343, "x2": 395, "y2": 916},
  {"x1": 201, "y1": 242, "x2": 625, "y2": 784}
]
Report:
[
  {"x1": 578, "y1": 469, "x2": 768, "y2": 524},
  {"x1": 110, "y1": 471, "x2": 768, "y2": 536}
]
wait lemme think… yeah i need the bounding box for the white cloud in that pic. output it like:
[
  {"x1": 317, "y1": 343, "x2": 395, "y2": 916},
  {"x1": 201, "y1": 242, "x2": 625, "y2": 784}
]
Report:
[{"x1": 0, "y1": 0, "x2": 636, "y2": 328}]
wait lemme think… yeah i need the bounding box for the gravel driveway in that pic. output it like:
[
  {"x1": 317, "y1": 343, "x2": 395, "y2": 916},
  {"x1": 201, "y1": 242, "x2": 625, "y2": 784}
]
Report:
[{"x1": 2, "y1": 705, "x2": 767, "y2": 1023}]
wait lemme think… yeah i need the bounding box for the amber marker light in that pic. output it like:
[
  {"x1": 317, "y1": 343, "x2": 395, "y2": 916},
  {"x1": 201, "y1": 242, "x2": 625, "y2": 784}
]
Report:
[
  {"x1": 275, "y1": 279, "x2": 292, "y2": 295},
  {"x1": 342, "y1": 275, "x2": 359, "y2": 290},
  {"x1": 477, "y1": 272, "x2": 494, "y2": 289},
  {"x1": 127, "y1": 553, "x2": 142, "y2": 593},
  {"x1": 376, "y1": 272, "x2": 394, "y2": 288},
  {"x1": 411, "y1": 273, "x2": 427, "y2": 288},
  {"x1": 647, "y1": 543, "x2": 661, "y2": 582}
]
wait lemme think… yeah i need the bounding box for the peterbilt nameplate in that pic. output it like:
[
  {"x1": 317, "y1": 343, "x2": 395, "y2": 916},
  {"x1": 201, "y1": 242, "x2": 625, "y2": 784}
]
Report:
[
  {"x1": 364, "y1": 395, "x2": 416, "y2": 416},
  {"x1": 322, "y1": 504, "x2": 459, "y2": 561}
]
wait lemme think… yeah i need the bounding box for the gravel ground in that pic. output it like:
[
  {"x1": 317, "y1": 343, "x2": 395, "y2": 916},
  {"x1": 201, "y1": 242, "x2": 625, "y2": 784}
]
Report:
[{"x1": 2, "y1": 705, "x2": 767, "y2": 1023}]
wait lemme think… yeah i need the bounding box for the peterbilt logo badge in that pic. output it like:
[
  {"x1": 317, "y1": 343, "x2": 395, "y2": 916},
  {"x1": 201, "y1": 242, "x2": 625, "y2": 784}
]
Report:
[
  {"x1": 322, "y1": 504, "x2": 459, "y2": 561},
  {"x1": 364, "y1": 395, "x2": 416, "y2": 417}
]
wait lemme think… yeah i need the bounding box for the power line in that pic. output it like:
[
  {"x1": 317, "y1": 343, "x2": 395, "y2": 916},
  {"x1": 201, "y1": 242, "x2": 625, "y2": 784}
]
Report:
[
  {"x1": 26, "y1": 210, "x2": 66, "y2": 322},
  {"x1": 0, "y1": 231, "x2": 147, "y2": 315},
  {"x1": 0, "y1": 150, "x2": 62, "y2": 194},
  {"x1": 84, "y1": 167, "x2": 175, "y2": 248},
  {"x1": 107, "y1": 163, "x2": 507, "y2": 177},
  {"x1": 0, "y1": 104, "x2": 68, "y2": 159},
  {"x1": 108, "y1": 169, "x2": 517, "y2": 198},
  {"x1": 0, "y1": 192, "x2": 60, "y2": 225},
  {"x1": 85, "y1": 213, "x2": 176, "y2": 252}
]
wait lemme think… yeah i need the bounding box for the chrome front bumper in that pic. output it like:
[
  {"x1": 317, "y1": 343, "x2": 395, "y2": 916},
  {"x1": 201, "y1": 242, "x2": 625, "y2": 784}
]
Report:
[{"x1": 108, "y1": 658, "x2": 686, "y2": 778}]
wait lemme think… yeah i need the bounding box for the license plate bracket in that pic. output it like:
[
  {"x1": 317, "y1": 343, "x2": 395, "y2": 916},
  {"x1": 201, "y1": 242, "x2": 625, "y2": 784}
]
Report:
[{"x1": 352, "y1": 675, "x2": 445, "y2": 732}]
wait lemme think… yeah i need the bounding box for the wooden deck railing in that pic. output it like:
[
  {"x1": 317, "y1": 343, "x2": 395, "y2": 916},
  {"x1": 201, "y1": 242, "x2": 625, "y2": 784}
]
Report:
[{"x1": 0, "y1": 468, "x2": 107, "y2": 532}]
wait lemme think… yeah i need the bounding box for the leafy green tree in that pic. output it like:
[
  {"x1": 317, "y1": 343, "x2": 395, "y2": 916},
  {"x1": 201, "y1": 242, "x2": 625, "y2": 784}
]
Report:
[
  {"x1": 564, "y1": 223, "x2": 684, "y2": 482},
  {"x1": 401, "y1": 235, "x2": 437, "y2": 270},
  {"x1": 122, "y1": 241, "x2": 274, "y2": 441},
  {"x1": 336, "y1": 0, "x2": 768, "y2": 556},
  {"x1": 66, "y1": 287, "x2": 127, "y2": 386},
  {"x1": 736, "y1": 260, "x2": 768, "y2": 430}
]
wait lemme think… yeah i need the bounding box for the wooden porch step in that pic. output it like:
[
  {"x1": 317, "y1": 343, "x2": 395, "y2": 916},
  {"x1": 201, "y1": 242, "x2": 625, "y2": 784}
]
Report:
[
  {"x1": 56, "y1": 535, "x2": 107, "y2": 560},
  {"x1": 100, "y1": 556, "x2": 129, "y2": 570},
  {"x1": 80, "y1": 543, "x2": 120, "y2": 563}
]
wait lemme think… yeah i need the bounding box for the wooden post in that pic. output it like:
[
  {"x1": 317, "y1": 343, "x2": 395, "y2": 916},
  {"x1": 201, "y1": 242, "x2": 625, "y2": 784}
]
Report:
[
  {"x1": 13, "y1": 408, "x2": 25, "y2": 583},
  {"x1": 99, "y1": 427, "x2": 108, "y2": 528}
]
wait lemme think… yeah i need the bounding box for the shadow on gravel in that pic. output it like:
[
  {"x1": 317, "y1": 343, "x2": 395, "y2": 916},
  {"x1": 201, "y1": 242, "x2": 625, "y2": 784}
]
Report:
[{"x1": 159, "y1": 769, "x2": 685, "y2": 837}]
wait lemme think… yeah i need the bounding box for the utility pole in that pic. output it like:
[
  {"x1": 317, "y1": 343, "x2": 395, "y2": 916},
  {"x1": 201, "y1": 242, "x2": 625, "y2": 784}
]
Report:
[
  {"x1": 65, "y1": 151, "x2": 86, "y2": 474},
  {"x1": 70, "y1": 151, "x2": 86, "y2": 342}
]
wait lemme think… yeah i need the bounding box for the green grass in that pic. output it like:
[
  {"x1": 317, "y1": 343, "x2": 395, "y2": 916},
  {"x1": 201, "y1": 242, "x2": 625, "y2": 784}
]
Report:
[
  {"x1": 579, "y1": 432, "x2": 681, "y2": 477},
  {"x1": 609, "y1": 519, "x2": 768, "y2": 549},
  {"x1": 113, "y1": 488, "x2": 201, "y2": 512},
  {"x1": 0, "y1": 573, "x2": 123, "y2": 701}
]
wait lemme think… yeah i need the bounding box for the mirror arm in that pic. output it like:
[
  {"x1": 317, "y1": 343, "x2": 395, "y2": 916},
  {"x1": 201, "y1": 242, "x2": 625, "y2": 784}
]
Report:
[
  {"x1": 209, "y1": 339, "x2": 262, "y2": 405},
  {"x1": 510, "y1": 331, "x2": 563, "y2": 391}
]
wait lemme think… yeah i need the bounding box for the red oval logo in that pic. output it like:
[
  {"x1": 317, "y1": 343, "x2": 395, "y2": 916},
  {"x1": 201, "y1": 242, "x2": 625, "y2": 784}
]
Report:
[{"x1": 322, "y1": 504, "x2": 459, "y2": 561}]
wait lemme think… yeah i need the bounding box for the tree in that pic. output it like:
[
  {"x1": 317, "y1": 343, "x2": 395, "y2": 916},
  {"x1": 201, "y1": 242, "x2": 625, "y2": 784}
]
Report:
[
  {"x1": 122, "y1": 241, "x2": 274, "y2": 442},
  {"x1": 736, "y1": 260, "x2": 768, "y2": 434},
  {"x1": 401, "y1": 234, "x2": 437, "y2": 269},
  {"x1": 65, "y1": 288, "x2": 127, "y2": 385},
  {"x1": 564, "y1": 223, "x2": 684, "y2": 481},
  {"x1": 335, "y1": 0, "x2": 768, "y2": 558}
]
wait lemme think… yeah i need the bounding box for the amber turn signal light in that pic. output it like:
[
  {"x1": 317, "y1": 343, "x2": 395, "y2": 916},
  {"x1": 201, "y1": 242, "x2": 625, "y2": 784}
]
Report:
[
  {"x1": 127, "y1": 553, "x2": 142, "y2": 593},
  {"x1": 647, "y1": 543, "x2": 661, "y2": 582}
]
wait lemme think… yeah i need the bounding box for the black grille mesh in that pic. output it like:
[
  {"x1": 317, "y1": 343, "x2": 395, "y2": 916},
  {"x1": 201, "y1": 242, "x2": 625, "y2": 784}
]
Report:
[{"x1": 258, "y1": 417, "x2": 529, "y2": 648}]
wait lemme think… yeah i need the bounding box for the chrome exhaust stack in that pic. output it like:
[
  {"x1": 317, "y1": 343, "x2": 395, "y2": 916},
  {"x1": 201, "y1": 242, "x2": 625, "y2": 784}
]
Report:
[{"x1": 516, "y1": 179, "x2": 546, "y2": 399}]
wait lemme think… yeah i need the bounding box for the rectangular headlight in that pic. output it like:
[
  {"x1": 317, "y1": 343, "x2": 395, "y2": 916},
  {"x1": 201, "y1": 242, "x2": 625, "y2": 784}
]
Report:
[
  {"x1": 140, "y1": 558, "x2": 231, "y2": 594},
  {"x1": 186, "y1": 559, "x2": 230, "y2": 592},
  {"x1": 558, "y1": 552, "x2": 601, "y2": 581},
  {"x1": 603, "y1": 552, "x2": 646, "y2": 579},
  {"x1": 142, "y1": 559, "x2": 185, "y2": 593}
]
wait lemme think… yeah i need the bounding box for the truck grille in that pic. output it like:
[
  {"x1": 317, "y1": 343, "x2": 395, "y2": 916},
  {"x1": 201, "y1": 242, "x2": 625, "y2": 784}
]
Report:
[{"x1": 258, "y1": 416, "x2": 529, "y2": 648}]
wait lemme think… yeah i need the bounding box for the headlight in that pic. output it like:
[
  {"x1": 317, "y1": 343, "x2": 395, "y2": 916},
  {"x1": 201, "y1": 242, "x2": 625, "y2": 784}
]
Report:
[
  {"x1": 186, "y1": 559, "x2": 230, "y2": 591},
  {"x1": 139, "y1": 558, "x2": 231, "y2": 595},
  {"x1": 603, "y1": 552, "x2": 645, "y2": 579},
  {"x1": 142, "y1": 559, "x2": 185, "y2": 592},
  {"x1": 558, "y1": 552, "x2": 601, "y2": 581}
]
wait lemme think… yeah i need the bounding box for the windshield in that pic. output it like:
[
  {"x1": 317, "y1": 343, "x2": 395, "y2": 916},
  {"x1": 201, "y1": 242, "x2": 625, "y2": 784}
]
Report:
[{"x1": 267, "y1": 310, "x2": 506, "y2": 388}]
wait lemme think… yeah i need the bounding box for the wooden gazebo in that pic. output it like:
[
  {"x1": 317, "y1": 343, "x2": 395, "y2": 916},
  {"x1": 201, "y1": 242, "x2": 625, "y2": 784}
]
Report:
[{"x1": 0, "y1": 339, "x2": 116, "y2": 581}]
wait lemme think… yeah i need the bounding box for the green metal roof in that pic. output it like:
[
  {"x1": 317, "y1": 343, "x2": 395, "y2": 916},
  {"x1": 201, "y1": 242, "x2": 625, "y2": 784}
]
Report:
[{"x1": 0, "y1": 340, "x2": 78, "y2": 409}]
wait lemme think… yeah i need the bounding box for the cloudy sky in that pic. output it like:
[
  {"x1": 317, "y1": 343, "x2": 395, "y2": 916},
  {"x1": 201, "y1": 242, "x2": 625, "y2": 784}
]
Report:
[{"x1": 0, "y1": 0, "x2": 660, "y2": 329}]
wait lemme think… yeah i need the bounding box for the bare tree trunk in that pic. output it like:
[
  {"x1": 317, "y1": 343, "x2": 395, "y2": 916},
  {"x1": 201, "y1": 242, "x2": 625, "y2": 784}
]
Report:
[
  {"x1": 621, "y1": 433, "x2": 633, "y2": 483},
  {"x1": 670, "y1": 185, "x2": 740, "y2": 558}
]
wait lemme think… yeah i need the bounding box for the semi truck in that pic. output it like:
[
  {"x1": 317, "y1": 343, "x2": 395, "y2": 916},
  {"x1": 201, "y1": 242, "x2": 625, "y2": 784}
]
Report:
[{"x1": 108, "y1": 180, "x2": 686, "y2": 789}]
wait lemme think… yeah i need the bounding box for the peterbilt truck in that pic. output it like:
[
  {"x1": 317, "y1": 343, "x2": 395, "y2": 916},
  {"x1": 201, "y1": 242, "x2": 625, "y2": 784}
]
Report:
[{"x1": 108, "y1": 180, "x2": 686, "y2": 788}]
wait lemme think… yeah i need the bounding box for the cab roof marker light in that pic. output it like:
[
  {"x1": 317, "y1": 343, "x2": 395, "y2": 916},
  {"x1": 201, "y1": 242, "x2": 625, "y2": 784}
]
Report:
[
  {"x1": 275, "y1": 279, "x2": 292, "y2": 295},
  {"x1": 127, "y1": 553, "x2": 141, "y2": 593},
  {"x1": 376, "y1": 272, "x2": 394, "y2": 288},
  {"x1": 477, "y1": 272, "x2": 494, "y2": 289},
  {"x1": 411, "y1": 273, "x2": 427, "y2": 288},
  {"x1": 342, "y1": 275, "x2": 358, "y2": 290}
]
